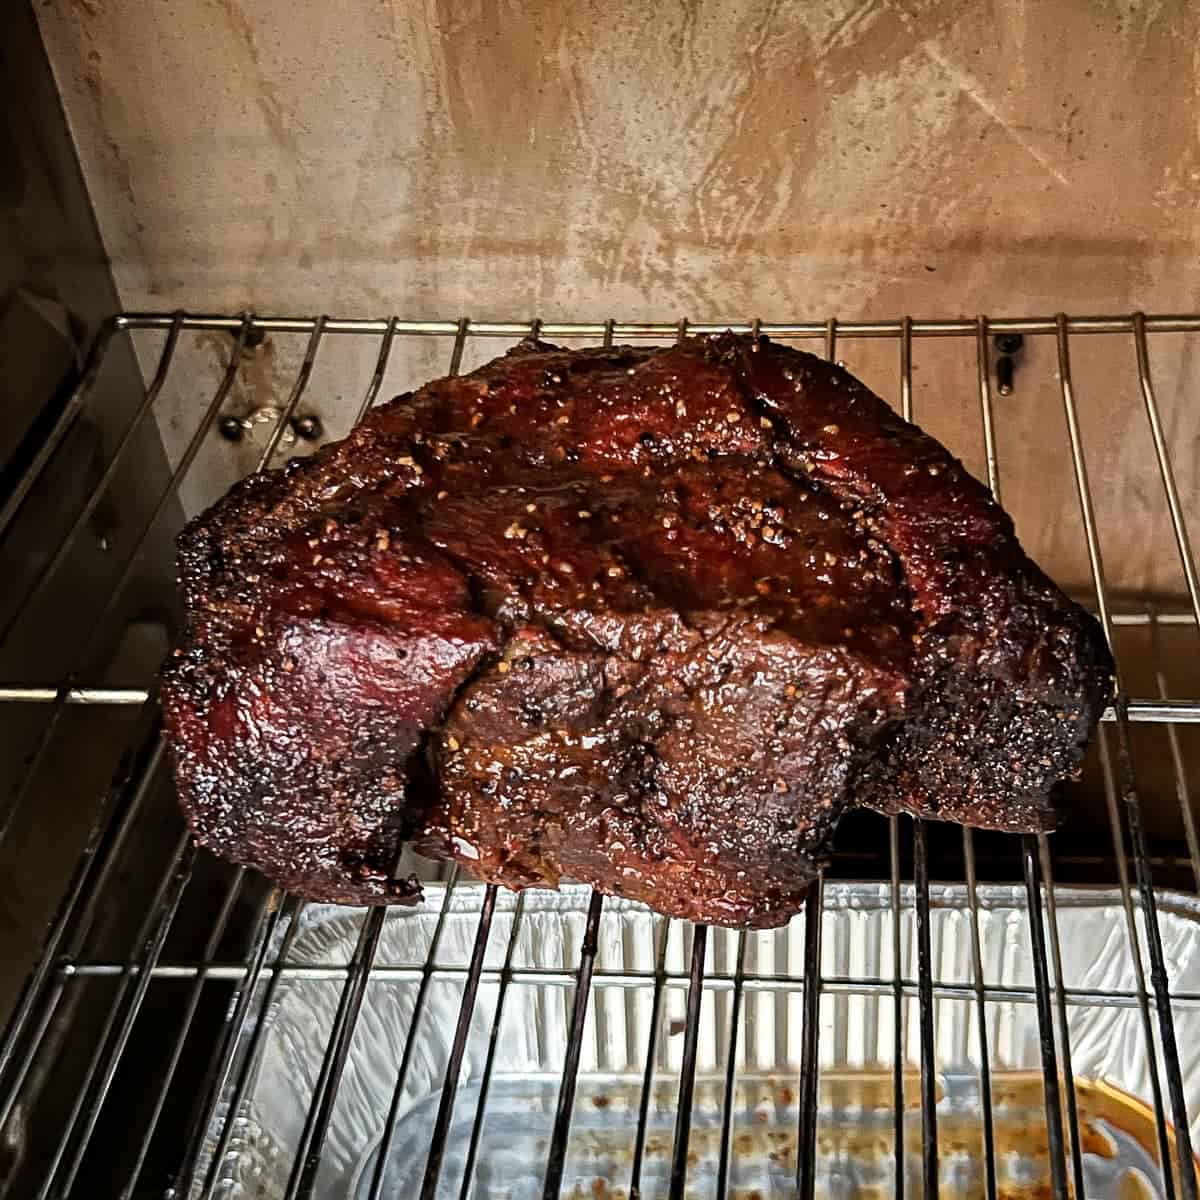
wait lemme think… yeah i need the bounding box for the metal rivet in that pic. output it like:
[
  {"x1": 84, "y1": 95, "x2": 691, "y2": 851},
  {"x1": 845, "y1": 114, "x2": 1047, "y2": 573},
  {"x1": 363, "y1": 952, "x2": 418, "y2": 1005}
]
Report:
[
  {"x1": 996, "y1": 355, "x2": 1015, "y2": 396},
  {"x1": 292, "y1": 414, "x2": 323, "y2": 440}
]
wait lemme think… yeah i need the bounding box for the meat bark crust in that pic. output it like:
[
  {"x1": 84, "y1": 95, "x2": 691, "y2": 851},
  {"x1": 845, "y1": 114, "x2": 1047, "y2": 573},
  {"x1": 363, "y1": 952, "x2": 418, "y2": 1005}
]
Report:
[{"x1": 161, "y1": 333, "x2": 1113, "y2": 928}]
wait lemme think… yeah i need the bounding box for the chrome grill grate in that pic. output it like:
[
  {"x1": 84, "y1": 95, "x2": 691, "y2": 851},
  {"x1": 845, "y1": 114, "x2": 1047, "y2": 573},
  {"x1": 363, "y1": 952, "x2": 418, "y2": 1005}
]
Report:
[{"x1": 1, "y1": 312, "x2": 1199, "y2": 1200}]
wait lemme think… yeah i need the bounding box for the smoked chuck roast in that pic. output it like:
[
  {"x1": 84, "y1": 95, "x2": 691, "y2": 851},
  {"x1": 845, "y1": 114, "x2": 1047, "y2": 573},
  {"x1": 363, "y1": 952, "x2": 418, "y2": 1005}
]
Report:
[{"x1": 161, "y1": 333, "x2": 1113, "y2": 928}]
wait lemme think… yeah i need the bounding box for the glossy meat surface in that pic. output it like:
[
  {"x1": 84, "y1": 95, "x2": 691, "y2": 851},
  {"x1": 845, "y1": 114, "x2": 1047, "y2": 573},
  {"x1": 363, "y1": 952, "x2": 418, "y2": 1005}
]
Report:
[{"x1": 161, "y1": 334, "x2": 1112, "y2": 926}]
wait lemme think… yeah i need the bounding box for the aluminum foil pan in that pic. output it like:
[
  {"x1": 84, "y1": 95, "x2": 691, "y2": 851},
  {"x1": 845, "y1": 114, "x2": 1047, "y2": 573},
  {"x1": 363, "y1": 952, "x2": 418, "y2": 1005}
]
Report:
[{"x1": 195, "y1": 882, "x2": 1200, "y2": 1199}]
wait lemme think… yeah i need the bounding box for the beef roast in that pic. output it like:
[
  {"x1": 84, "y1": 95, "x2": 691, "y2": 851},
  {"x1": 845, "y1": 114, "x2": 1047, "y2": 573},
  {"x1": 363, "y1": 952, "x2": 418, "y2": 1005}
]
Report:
[{"x1": 161, "y1": 333, "x2": 1113, "y2": 927}]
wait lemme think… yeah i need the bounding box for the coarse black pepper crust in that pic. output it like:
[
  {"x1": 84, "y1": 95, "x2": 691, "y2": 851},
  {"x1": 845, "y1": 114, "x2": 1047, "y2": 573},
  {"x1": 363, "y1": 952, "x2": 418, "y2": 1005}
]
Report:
[{"x1": 161, "y1": 333, "x2": 1113, "y2": 928}]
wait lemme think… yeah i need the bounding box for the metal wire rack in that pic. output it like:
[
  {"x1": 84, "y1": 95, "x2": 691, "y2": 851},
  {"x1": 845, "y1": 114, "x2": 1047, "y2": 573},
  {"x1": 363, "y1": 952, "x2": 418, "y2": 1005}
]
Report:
[{"x1": 1, "y1": 311, "x2": 1199, "y2": 1200}]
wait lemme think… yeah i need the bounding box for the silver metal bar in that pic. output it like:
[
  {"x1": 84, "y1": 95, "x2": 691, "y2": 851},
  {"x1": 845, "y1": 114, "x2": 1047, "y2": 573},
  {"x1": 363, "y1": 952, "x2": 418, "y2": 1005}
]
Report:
[
  {"x1": 418, "y1": 885, "x2": 499, "y2": 1200},
  {"x1": 198, "y1": 902, "x2": 307, "y2": 1200},
  {"x1": 797, "y1": 316, "x2": 838, "y2": 1200},
  {"x1": 1057, "y1": 313, "x2": 1115, "y2": 640},
  {"x1": 795, "y1": 879, "x2": 824, "y2": 1200},
  {"x1": 1099, "y1": 729, "x2": 1179, "y2": 1193},
  {"x1": 913, "y1": 820, "x2": 939, "y2": 1199},
  {"x1": 119, "y1": 868, "x2": 247, "y2": 1200},
  {"x1": 286, "y1": 908, "x2": 384, "y2": 1200},
  {"x1": 542, "y1": 891, "x2": 605, "y2": 1199},
  {"x1": 1021, "y1": 838, "x2": 1069, "y2": 1200},
  {"x1": 256, "y1": 316, "x2": 326, "y2": 469},
  {"x1": 365, "y1": 867, "x2": 462, "y2": 1200},
  {"x1": 967, "y1": 317, "x2": 1002, "y2": 1200},
  {"x1": 37, "y1": 832, "x2": 197, "y2": 1200},
  {"x1": 353, "y1": 315, "x2": 399, "y2": 423},
  {"x1": 0, "y1": 318, "x2": 118, "y2": 542},
  {"x1": 1037, "y1": 838, "x2": 1086, "y2": 1199},
  {"x1": 1112, "y1": 700, "x2": 1200, "y2": 722},
  {"x1": 0, "y1": 977, "x2": 62, "y2": 1144},
  {"x1": 171, "y1": 888, "x2": 292, "y2": 1198},
  {"x1": 1112, "y1": 611, "x2": 1200, "y2": 626},
  {"x1": 889, "y1": 818, "x2": 905, "y2": 1200},
  {"x1": 0, "y1": 315, "x2": 184, "y2": 646},
  {"x1": 976, "y1": 316, "x2": 1000, "y2": 503},
  {"x1": 1057, "y1": 313, "x2": 1198, "y2": 1200},
  {"x1": 448, "y1": 316, "x2": 470, "y2": 375},
  {"x1": 894, "y1": 315, "x2": 913, "y2": 1200},
  {"x1": 628, "y1": 917, "x2": 672, "y2": 1199},
  {"x1": 1108, "y1": 609, "x2": 1195, "y2": 628},
  {"x1": 715, "y1": 931, "x2": 747, "y2": 1200},
  {"x1": 0, "y1": 686, "x2": 151, "y2": 705},
  {"x1": 668, "y1": 924, "x2": 708, "y2": 1200},
  {"x1": 112, "y1": 310, "x2": 1200, "y2": 338},
  {"x1": 1133, "y1": 312, "x2": 1200, "y2": 628},
  {"x1": 197, "y1": 895, "x2": 309, "y2": 1200},
  {"x1": 458, "y1": 894, "x2": 527, "y2": 1200},
  {"x1": 1148, "y1": 610, "x2": 1200, "y2": 891},
  {"x1": 44, "y1": 956, "x2": 1200, "y2": 1005},
  {"x1": 962, "y1": 829, "x2": 998, "y2": 1200}
]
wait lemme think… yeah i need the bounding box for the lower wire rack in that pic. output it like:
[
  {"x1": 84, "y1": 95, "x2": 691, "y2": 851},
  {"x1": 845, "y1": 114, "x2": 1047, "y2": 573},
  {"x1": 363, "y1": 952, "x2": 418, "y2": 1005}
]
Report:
[{"x1": 1, "y1": 311, "x2": 1199, "y2": 1200}]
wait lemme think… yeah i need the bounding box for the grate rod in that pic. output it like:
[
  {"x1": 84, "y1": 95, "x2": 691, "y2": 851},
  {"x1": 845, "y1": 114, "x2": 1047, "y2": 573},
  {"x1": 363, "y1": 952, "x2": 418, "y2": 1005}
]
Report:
[
  {"x1": 1057, "y1": 314, "x2": 1199, "y2": 1200},
  {"x1": 119, "y1": 867, "x2": 246, "y2": 1200},
  {"x1": 286, "y1": 907, "x2": 386, "y2": 1200},
  {"x1": 1148, "y1": 611, "x2": 1200, "y2": 892},
  {"x1": 715, "y1": 932, "x2": 748, "y2": 1200},
  {"x1": 38, "y1": 832, "x2": 197, "y2": 1200},
  {"x1": 668, "y1": 924, "x2": 708, "y2": 1200},
  {"x1": 418, "y1": 884, "x2": 499, "y2": 1200},
  {"x1": 0, "y1": 979, "x2": 63, "y2": 1143},
  {"x1": 0, "y1": 314, "x2": 183, "y2": 646},
  {"x1": 796, "y1": 878, "x2": 825, "y2": 1200},
  {"x1": 1038, "y1": 838, "x2": 1087, "y2": 1199},
  {"x1": 890, "y1": 817, "x2": 906, "y2": 1200},
  {"x1": 43, "y1": 957, "x2": 1200, "y2": 1005},
  {"x1": 0, "y1": 318, "x2": 117, "y2": 542},
  {"x1": 543, "y1": 891, "x2": 606, "y2": 1199},
  {"x1": 1021, "y1": 838, "x2": 1070, "y2": 1200},
  {"x1": 1099, "y1": 729, "x2": 1180, "y2": 1195},
  {"x1": 0, "y1": 686, "x2": 152, "y2": 705},
  {"x1": 353, "y1": 315, "x2": 399, "y2": 423},
  {"x1": 255, "y1": 316, "x2": 326, "y2": 469},
  {"x1": 457, "y1": 894, "x2": 528, "y2": 1200},
  {"x1": 714, "y1": 313, "x2": 763, "y2": 1200},
  {"x1": 1133, "y1": 312, "x2": 1200, "y2": 629},
  {"x1": 796, "y1": 318, "x2": 838, "y2": 1200},
  {"x1": 629, "y1": 917, "x2": 672, "y2": 1200},
  {"x1": 171, "y1": 890, "x2": 292, "y2": 1197},
  {"x1": 895, "y1": 316, "x2": 917, "y2": 1200},
  {"x1": 365, "y1": 868, "x2": 462, "y2": 1200},
  {"x1": 962, "y1": 829, "x2": 998, "y2": 1200},
  {"x1": 967, "y1": 318, "x2": 1000, "y2": 1200},
  {"x1": 913, "y1": 820, "x2": 939, "y2": 1199},
  {"x1": 196, "y1": 896, "x2": 309, "y2": 1200},
  {"x1": 111, "y1": 310, "x2": 1200, "y2": 337}
]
